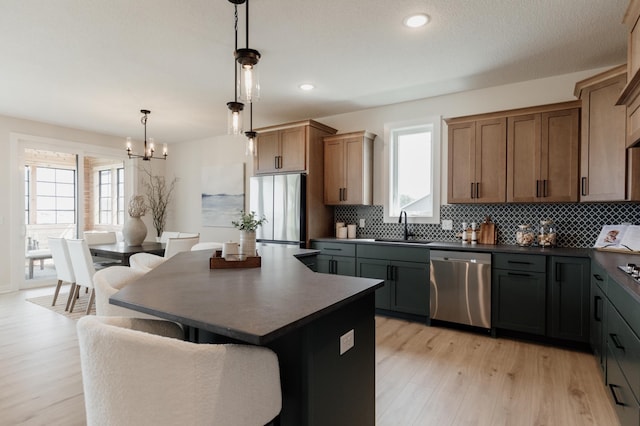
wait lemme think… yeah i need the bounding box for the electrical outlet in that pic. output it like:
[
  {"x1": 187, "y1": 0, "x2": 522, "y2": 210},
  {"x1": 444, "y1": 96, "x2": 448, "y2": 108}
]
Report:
[
  {"x1": 442, "y1": 219, "x2": 453, "y2": 230},
  {"x1": 359, "y1": 218, "x2": 366, "y2": 228},
  {"x1": 340, "y1": 329, "x2": 355, "y2": 355}
]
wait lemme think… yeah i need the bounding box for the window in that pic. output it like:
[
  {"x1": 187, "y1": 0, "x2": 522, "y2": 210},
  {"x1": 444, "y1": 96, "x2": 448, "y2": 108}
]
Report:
[
  {"x1": 117, "y1": 168, "x2": 125, "y2": 225},
  {"x1": 98, "y1": 170, "x2": 112, "y2": 224},
  {"x1": 24, "y1": 166, "x2": 30, "y2": 224},
  {"x1": 384, "y1": 117, "x2": 441, "y2": 224},
  {"x1": 34, "y1": 167, "x2": 76, "y2": 224},
  {"x1": 97, "y1": 166, "x2": 125, "y2": 225}
]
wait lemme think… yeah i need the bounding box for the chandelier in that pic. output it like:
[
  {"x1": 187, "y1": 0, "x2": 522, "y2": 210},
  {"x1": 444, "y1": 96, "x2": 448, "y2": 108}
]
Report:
[
  {"x1": 126, "y1": 109, "x2": 167, "y2": 161},
  {"x1": 227, "y1": 0, "x2": 260, "y2": 156}
]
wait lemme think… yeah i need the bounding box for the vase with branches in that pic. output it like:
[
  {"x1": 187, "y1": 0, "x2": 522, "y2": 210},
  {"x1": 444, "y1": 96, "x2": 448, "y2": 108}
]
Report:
[{"x1": 140, "y1": 167, "x2": 177, "y2": 238}]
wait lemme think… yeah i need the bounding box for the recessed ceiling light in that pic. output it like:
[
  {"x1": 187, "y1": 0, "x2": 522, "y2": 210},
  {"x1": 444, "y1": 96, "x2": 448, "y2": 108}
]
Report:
[
  {"x1": 299, "y1": 83, "x2": 315, "y2": 91},
  {"x1": 404, "y1": 13, "x2": 429, "y2": 28}
]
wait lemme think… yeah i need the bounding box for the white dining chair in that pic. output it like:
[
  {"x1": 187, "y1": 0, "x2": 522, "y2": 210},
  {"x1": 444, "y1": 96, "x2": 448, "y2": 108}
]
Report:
[
  {"x1": 129, "y1": 253, "x2": 167, "y2": 274},
  {"x1": 164, "y1": 235, "x2": 200, "y2": 258},
  {"x1": 66, "y1": 239, "x2": 97, "y2": 314},
  {"x1": 159, "y1": 231, "x2": 180, "y2": 243},
  {"x1": 83, "y1": 231, "x2": 117, "y2": 245},
  {"x1": 190, "y1": 242, "x2": 223, "y2": 251},
  {"x1": 77, "y1": 316, "x2": 282, "y2": 426},
  {"x1": 48, "y1": 237, "x2": 76, "y2": 310}
]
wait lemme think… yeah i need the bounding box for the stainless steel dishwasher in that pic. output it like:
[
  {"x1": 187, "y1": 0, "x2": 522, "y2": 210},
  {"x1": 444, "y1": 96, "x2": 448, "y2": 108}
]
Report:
[{"x1": 429, "y1": 250, "x2": 491, "y2": 329}]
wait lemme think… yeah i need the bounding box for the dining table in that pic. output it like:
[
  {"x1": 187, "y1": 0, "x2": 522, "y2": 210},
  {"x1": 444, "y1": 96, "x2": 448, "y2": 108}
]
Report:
[
  {"x1": 110, "y1": 244, "x2": 383, "y2": 426},
  {"x1": 88, "y1": 241, "x2": 165, "y2": 266}
]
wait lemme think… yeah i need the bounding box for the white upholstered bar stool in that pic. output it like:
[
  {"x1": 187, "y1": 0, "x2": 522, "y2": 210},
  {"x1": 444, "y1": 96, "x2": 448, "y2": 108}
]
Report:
[
  {"x1": 66, "y1": 239, "x2": 97, "y2": 314},
  {"x1": 93, "y1": 266, "x2": 156, "y2": 318},
  {"x1": 48, "y1": 237, "x2": 76, "y2": 310},
  {"x1": 77, "y1": 316, "x2": 282, "y2": 426}
]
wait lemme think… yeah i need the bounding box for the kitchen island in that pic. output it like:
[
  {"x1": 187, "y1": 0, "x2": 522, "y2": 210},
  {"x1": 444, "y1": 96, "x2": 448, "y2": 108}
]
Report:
[{"x1": 110, "y1": 245, "x2": 383, "y2": 426}]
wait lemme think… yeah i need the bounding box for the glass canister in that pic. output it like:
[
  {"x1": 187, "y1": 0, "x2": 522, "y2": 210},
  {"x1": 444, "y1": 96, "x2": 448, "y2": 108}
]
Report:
[
  {"x1": 515, "y1": 224, "x2": 535, "y2": 247},
  {"x1": 538, "y1": 219, "x2": 557, "y2": 247}
]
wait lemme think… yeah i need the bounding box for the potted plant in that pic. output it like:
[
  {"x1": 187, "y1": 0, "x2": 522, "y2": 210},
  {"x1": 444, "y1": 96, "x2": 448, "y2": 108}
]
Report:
[
  {"x1": 232, "y1": 210, "x2": 267, "y2": 257},
  {"x1": 123, "y1": 195, "x2": 148, "y2": 245}
]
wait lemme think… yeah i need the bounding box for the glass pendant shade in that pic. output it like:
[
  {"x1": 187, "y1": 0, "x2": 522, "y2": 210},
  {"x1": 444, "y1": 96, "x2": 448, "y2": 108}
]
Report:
[
  {"x1": 227, "y1": 102, "x2": 244, "y2": 135},
  {"x1": 236, "y1": 48, "x2": 260, "y2": 102},
  {"x1": 245, "y1": 131, "x2": 257, "y2": 157}
]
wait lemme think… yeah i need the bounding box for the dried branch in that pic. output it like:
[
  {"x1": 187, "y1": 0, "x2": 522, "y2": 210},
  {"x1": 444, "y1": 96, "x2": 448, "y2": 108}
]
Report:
[{"x1": 140, "y1": 166, "x2": 177, "y2": 237}]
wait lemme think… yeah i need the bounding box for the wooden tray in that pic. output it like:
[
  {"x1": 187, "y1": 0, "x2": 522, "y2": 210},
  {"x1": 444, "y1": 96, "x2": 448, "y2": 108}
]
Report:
[{"x1": 210, "y1": 256, "x2": 261, "y2": 269}]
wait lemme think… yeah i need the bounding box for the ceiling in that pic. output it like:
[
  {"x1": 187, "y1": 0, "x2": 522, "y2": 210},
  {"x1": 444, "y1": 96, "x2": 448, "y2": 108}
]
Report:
[{"x1": 0, "y1": 0, "x2": 629, "y2": 144}]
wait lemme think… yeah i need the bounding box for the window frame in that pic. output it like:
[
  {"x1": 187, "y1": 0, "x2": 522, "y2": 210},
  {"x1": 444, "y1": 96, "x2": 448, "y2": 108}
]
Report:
[{"x1": 383, "y1": 116, "x2": 442, "y2": 225}]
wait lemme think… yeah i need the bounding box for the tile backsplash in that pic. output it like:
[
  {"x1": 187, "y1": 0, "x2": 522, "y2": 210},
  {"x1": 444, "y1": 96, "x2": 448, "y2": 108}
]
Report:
[{"x1": 335, "y1": 203, "x2": 640, "y2": 248}]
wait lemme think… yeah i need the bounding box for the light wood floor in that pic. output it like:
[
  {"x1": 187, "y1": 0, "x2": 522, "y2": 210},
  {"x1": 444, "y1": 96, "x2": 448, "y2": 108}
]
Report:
[{"x1": 1, "y1": 286, "x2": 619, "y2": 426}]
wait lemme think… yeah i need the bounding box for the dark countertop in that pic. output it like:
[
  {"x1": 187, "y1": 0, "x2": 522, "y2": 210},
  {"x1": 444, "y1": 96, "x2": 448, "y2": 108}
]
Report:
[
  {"x1": 110, "y1": 245, "x2": 383, "y2": 345},
  {"x1": 591, "y1": 250, "x2": 640, "y2": 304},
  {"x1": 311, "y1": 237, "x2": 592, "y2": 257}
]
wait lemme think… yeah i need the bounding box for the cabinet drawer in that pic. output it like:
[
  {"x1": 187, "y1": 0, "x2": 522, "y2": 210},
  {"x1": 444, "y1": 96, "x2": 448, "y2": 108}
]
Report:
[
  {"x1": 590, "y1": 261, "x2": 608, "y2": 293},
  {"x1": 607, "y1": 302, "x2": 640, "y2": 403},
  {"x1": 357, "y1": 244, "x2": 429, "y2": 263},
  {"x1": 609, "y1": 277, "x2": 640, "y2": 338},
  {"x1": 607, "y1": 345, "x2": 640, "y2": 425},
  {"x1": 311, "y1": 242, "x2": 355, "y2": 257},
  {"x1": 493, "y1": 253, "x2": 546, "y2": 272}
]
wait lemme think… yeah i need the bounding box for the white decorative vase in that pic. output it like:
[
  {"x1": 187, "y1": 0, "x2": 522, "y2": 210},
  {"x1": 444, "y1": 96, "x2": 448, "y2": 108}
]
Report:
[
  {"x1": 239, "y1": 230, "x2": 257, "y2": 257},
  {"x1": 123, "y1": 216, "x2": 147, "y2": 246}
]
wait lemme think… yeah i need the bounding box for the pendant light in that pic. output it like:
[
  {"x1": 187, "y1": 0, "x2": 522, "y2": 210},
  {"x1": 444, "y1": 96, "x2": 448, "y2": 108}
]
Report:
[
  {"x1": 227, "y1": 1, "x2": 244, "y2": 135},
  {"x1": 126, "y1": 109, "x2": 167, "y2": 161},
  {"x1": 245, "y1": 103, "x2": 257, "y2": 157},
  {"x1": 235, "y1": 0, "x2": 260, "y2": 103}
]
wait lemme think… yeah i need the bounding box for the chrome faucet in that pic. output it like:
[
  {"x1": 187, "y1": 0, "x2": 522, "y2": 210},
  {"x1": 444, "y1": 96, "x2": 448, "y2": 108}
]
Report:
[{"x1": 398, "y1": 210, "x2": 413, "y2": 240}]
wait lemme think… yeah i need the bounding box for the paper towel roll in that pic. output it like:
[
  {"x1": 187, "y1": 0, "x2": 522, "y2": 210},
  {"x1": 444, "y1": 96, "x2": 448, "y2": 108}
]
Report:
[
  {"x1": 347, "y1": 224, "x2": 357, "y2": 239},
  {"x1": 337, "y1": 227, "x2": 348, "y2": 239}
]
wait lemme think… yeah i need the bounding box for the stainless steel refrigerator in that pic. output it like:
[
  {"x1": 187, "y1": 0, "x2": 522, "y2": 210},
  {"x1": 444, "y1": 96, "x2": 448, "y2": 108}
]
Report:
[{"x1": 249, "y1": 173, "x2": 306, "y2": 247}]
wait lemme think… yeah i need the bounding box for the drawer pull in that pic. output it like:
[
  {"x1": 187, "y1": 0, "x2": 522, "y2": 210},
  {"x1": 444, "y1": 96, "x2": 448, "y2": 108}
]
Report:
[
  {"x1": 507, "y1": 272, "x2": 531, "y2": 277},
  {"x1": 324, "y1": 248, "x2": 342, "y2": 251},
  {"x1": 507, "y1": 260, "x2": 531, "y2": 265},
  {"x1": 610, "y1": 333, "x2": 625, "y2": 351},
  {"x1": 609, "y1": 384, "x2": 626, "y2": 406},
  {"x1": 593, "y1": 296, "x2": 602, "y2": 322},
  {"x1": 593, "y1": 274, "x2": 603, "y2": 282},
  {"x1": 581, "y1": 177, "x2": 587, "y2": 196}
]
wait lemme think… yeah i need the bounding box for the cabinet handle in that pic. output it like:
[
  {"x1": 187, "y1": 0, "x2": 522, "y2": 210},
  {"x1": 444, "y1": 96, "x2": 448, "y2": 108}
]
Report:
[
  {"x1": 609, "y1": 384, "x2": 626, "y2": 407},
  {"x1": 324, "y1": 248, "x2": 342, "y2": 252},
  {"x1": 507, "y1": 272, "x2": 531, "y2": 277},
  {"x1": 278, "y1": 156, "x2": 283, "y2": 169},
  {"x1": 391, "y1": 265, "x2": 396, "y2": 281},
  {"x1": 581, "y1": 177, "x2": 587, "y2": 196},
  {"x1": 610, "y1": 333, "x2": 625, "y2": 351},
  {"x1": 536, "y1": 180, "x2": 540, "y2": 198},
  {"x1": 386, "y1": 265, "x2": 391, "y2": 281},
  {"x1": 470, "y1": 183, "x2": 475, "y2": 199},
  {"x1": 593, "y1": 274, "x2": 603, "y2": 282},
  {"x1": 274, "y1": 156, "x2": 279, "y2": 169},
  {"x1": 555, "y1": 263, "x2": 560, "y2": 282},
  {"x1": 508, "y1": 260, "x2": 531, "y2": 265},
  {"x1": 543, "y1": 180, "x2": 548, "y2": 197},
  {"x1": 343, "y1": 187, "x2": 347, "y2": 201},
  {"x1": 475, "y1": 182, "x2": 480, "y2": 199},
  {"x1": 593, "y1": 296, "x2": 602, "y2": 322}
]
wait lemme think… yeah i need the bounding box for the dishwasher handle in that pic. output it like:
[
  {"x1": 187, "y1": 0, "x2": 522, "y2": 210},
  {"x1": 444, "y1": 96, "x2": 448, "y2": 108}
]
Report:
[{"x1": 430, "y1": 250, "x2": 492, "y2": 265}]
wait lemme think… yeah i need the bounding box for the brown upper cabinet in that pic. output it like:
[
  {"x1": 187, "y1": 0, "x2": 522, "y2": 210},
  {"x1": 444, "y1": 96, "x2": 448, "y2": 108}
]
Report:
[
  {"x1": 447, "y1": 117, "x2": 507, "y2": 203},
  {"x1": 507, "y1": 108, "x2": 580, "y2": 203},
  {"x1": 575, "y1": 65, "x2": 633, "y2": 201},
  {"x1": 447, "y1": 101, "x2": 581, "y2": 204},
  {"x1": 254, "y1": 120, "x2": 337, "y2": 175},
  {"x1": 617, "y1": 0, "x2": 640, "y2": 147},
  {"x1": 323, "y1": 131, "x2": 375, "y2": 205}
]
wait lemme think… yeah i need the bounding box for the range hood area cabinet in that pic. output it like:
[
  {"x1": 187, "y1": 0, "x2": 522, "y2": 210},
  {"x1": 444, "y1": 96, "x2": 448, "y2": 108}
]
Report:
[
  {"x1": 323, "y1": 131, "x2": 375, "y2": 205},
  {"x1": 507, "y1": 107, "x2": 580, "y2": 203},
  {"x1": 446, "y1": 101, "x2": 581, "y2": 204},
  {"x1": 446, "y1": 117, "x2": 507, "y2": 203},
  {"x1": 576, "y1": 65, "x2": 640, "y2": 202},
  {"x1": 253, "y1": 120, "x2": 337, "y2": 175}
]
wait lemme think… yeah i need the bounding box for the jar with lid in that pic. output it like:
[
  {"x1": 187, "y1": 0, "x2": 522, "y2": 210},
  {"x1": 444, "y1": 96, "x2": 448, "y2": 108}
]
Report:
[
  {"x1": 538, "y1": 219, "x2": 557, "y2": 247},
  {"x1": 515, "y1": 224, "x2": 535, "y2": 247}
]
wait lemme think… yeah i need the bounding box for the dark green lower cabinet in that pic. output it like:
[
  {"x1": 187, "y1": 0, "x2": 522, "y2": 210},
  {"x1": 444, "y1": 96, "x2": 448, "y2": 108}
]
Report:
[
  {"x1": 492, "y1": 268, "x2": 546, "y2": 335},
  {"x1": 548, "y1": 256, "x2": 590, "y2": 343},
  {"x1": 317, "y1": 254, "x2": 356, "y2": 276},
  {"x1": 590, "y1": 278, "x2": 606, "y2": 376},
  {"x1": 356, "y1": 258, "x2": 428, "y2": 316}
]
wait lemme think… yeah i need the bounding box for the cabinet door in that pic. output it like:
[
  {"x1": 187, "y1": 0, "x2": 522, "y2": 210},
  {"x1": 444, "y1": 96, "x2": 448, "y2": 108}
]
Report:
[
  {"x1": 580, "y1": 74, "x2": 627, "y2": 201},
  {"x1": 316, "y1": 254, "x2": 333, "y2": 274},
  {"x1": 475, "y1": 117, "x2": 507, "y2": 203},
  {"x1": 391, "y1": 260, "x2": 429, "y2": 316},
  {"x1": 344, "y1": 137, "x2": 365, "y2": 204},
  {"x1": 548, "y1": 256, "x2": 590, "y2": 343},
  {"x1": 590, "y1": 280, "x2": 606, "y2": 377},
  {"x1": 280, "y1": 126, "x2": 306, "y2": 172},
  {"x1": 255, "y1": 131, "x2": 280, "y2": 174},
  {"x1": 447, "y1": 121, "x2": 476, "y2": 203},
  {"x1": 507, "y1": 114, "x2": 542, "y2": 202},
  {"x1": 357, "y1": 258, "x2": 391, "y2": 310},
  {"x1": 540, "y1": 109, "x2": 580, "y2": 202},
  {"x1": 324, "y1": 139, "x2": 345, "y2": 204},
  {"x1": 335, "y1": 256, "x2": 356, "y2": 276},
  {"x1": 492, "y1": 269, "x2": 546, "y2": 335}
]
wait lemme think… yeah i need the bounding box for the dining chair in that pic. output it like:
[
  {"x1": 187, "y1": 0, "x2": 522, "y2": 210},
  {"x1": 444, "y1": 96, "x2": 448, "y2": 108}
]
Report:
[
  {"x1": 66, "y1": 239, "x2": 97, "y2": 314},
  {"x1": 77, "y1": 316, "x2": 282, "y2": 426},
  {"x1": 159, "y1": 231, "x2": 180, "y2": 243},
  {"x1": 164, "y1": 235, "x2": 200, "y2": 258},
  {"x1": 48, "y1": 237, "x2": 76, "y2": 310},
  {"x1": 83, "y1": 231, "x2": 117, "y2": 245},
  {"x1": 93, "y1": 266, "x2": 158, "y2": 319},
  {"x1": 190, "y1": 241, "x2": 223, "y2": 251},
  {"x1": 128, "y1": 252, "x2": 167, "y2": 274}
]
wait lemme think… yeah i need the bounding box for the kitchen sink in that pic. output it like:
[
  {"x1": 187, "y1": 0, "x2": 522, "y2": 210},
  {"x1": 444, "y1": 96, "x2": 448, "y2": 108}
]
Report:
[{"x1": 374, "y1": 238, "x2": 431, "y2": 245}]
